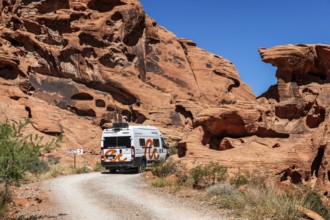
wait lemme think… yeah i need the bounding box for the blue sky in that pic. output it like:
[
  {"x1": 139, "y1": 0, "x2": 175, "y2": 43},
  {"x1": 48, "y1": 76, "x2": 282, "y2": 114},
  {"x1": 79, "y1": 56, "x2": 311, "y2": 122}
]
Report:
[{"x1": 139, "y1": 0, "x2": 330, "y2": 95}]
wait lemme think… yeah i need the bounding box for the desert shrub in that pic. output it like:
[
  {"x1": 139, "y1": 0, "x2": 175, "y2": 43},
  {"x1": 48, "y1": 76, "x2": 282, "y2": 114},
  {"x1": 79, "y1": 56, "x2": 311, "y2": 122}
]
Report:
[
  {"x1": 47, "y1": 156, "x2": 60, "y2": 165},
  {"x1": 47, "y1": 164, "x2": 65, "y2": 178},
  {"x1": 211, "y1": 184, "x2": 304, "y2": 220},
  {"x1": 74, "y1": 164, "x2": 91, "y2": 174},
  {"x1": 230, "y1": 172, "x2": 249, "y2": 188},
  {"x1": 152, "y1": 158, "x2": 177, "y2": 178},
  {"x1": 168, "y1": 147, "x2": 178, "y2": 156},
  {"x1": 93, "y1": 162, "x2": 104, "y2": 172},
  {"x1": 26, "y1": 158, "x2": 50, "y2": 174},
  {"x1": 151, "y1": 178, "x2": 169, "y2": 187},
  {"x1": 0, "y1": 120, "x2": 60, "y2": 205},
  {"x1": 302, "y1": 188, "x2": 330, "y2": 219},
  {"x1": 207, "y1": 183, "x2": 237, "y2": 197},
  {"x1": 190, "y1": 162, "x2": 227, "y2": 188}
]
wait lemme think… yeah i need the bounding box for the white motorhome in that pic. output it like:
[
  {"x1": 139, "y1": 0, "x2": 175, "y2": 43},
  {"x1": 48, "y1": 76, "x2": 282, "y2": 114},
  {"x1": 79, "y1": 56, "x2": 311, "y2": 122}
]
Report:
[{"x1": 100, "y1": 123, "x2": 169, "y2": 173}]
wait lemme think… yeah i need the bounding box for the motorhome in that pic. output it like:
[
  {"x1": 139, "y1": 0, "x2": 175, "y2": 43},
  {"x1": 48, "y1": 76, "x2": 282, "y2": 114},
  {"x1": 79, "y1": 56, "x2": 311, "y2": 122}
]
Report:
[{"x1": 100, "y1": 123, "x2": 169, "y2": 173}]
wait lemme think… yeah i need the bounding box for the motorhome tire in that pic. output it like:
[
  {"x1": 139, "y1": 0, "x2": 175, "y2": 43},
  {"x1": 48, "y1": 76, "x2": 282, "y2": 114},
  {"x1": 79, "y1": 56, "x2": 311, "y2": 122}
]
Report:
[
  {"x1": 109, "y1": 169, "x2": 116, "y2": 173},
  {"x1": 138, "y1": 159, "x2": 146, "y2": 173}
]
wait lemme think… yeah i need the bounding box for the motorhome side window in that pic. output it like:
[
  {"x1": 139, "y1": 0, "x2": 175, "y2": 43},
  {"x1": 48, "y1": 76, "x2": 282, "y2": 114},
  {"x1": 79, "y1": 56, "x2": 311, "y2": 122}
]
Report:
[
  {"x1": 139, "y1": 139, "x2": 145, "y2": 146},
  {"x1": 153, "y1": 139, "x2": 160, "y2": 147},
  {"x1": 103, "y1": 136, "x2": 131, "y2": 148}
]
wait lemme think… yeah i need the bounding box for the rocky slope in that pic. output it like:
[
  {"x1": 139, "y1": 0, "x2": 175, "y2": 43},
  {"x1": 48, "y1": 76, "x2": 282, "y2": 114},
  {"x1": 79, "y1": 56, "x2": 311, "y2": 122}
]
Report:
[
  {"x1": 182, "y1": 44, "x2": 330, "y2": 192},
  {"x1": 0, "y1": 0, "x2": 329, "y2": 193}
]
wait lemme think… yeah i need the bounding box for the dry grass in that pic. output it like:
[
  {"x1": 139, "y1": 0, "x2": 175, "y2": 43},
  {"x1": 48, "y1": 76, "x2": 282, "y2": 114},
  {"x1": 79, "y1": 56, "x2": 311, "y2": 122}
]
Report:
[{"x1": 150, "y1": 162, "x2": 330, "y2": 220}]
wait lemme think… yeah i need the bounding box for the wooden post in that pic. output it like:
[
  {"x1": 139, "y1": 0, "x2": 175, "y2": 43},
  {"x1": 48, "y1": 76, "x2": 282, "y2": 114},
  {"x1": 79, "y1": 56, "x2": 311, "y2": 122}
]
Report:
[{"x1": 74, "y1": 154, "x2": 76, "y2": 168}]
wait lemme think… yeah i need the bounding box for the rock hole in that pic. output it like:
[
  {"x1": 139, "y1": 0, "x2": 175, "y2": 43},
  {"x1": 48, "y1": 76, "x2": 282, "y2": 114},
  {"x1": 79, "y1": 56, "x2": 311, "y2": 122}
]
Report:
[
  {"x1": 95, "y1": 99, "x2": 106, "y2": 108},
  {"x1": 71, "y1": 93, "x2": 93, "y2": 100},
  {"x1": 25, "y1": 106, "x2": 32, "y2": 118},
  {"x1": 87, "y1": 0, "x2": 126, "y2": 12},
  {"x1": 311, "y1": 146, "x2": 325, "y2": 177},
  {"x1": 177, "y1": 142, "x2": 187, "y2": 158},
  {"x1": 82, "y1": 48, "x2": 96, "y2": 58},
  {"x1": 107, "y1": 106, "x2": 115, "y2": 111},
  {"x1": 106, "y1": 20, "x2": 114, "y2": 26},
  {"x1": 100, "y1": 118, "x2": 112, "y2": 129},
  {"x1": 280, "y1": 170, "x2": 288, "y2": 182},
  {"x1": 148, "y1": 38, "x2": 160, "y2": 45},
  {"x1": 19, "y1": 81, "x2": 35, "y2": 95},
  {"x1": 209, "y1": 135, "x2": 220, "y2": 150},
  {"x1": 291, "y1": 171, "x2": 302, "y2": 184},
  {"x1": 125, "y1": 53, "x2": 136, "y2": 62},
  {"x1": 10, "y1": 96, "x2": 21, "y2": 101},
  {"x1": 70, "y1": 107, "x2": 96, "y2": 117},
  {"x1": 79, "y1": 33, "x2": 105, "y2": 47},
  {"x1": 7, "y1": 38, "x2": 22, "y2": 47},
  {"x1": 306, "y1": 106, "x2": 325, "y2": 129},
  {"x1": 111, "y1": 12, "x2": 123, "y2": 21},
  {"x1": 121, "y1": 110, "x2": 131, "y2": 122},
  {"x1": 123, "y1": 19, "x2": 145, "y2": 46},
  {"x1": 0, "y1": 65, "x2": 19, "y2": 80},
  {"x1": 175, "y1": 105, "x2": 193, "y2": 121}
]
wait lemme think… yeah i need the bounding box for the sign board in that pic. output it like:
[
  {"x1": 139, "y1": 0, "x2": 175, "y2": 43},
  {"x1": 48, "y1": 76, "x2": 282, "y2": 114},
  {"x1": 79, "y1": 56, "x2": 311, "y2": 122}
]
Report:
[{"x1": 67, "y1": 148, "x2": 84, "y2": 155}]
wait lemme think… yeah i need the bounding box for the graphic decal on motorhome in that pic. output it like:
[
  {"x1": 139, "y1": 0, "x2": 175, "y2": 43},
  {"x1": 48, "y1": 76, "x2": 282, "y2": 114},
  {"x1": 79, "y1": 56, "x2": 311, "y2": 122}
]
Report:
[
  {"x1": 103, "y1": 149, "x2": 127, "y2": 162},
  {"x1": 144, "y1": 139, "x2": 160, "y2": 160}
]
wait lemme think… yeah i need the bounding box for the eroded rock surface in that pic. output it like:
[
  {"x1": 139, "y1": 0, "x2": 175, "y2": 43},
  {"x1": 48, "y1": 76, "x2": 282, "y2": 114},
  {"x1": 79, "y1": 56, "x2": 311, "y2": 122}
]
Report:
[
  {"x1": 0, "y1": 0, "x2": 253, "y2": 166},
  {"x1": 179, "y1": 44, "x2": 330, "y2": 193}
]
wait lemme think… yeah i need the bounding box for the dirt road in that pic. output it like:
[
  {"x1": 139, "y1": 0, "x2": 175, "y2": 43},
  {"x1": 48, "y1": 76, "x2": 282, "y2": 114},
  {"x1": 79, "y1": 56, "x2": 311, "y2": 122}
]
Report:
[{"x1": 42, "y1": 172, "x2": 226, "y2": 220}]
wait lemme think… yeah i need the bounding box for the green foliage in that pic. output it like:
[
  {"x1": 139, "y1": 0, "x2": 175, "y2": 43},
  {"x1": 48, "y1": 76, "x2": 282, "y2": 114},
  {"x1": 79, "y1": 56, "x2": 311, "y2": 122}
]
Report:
[
  {"x1": 0, "y1": 120, "x2": 60, "y2": 205},
  {"x1": 230, "y1": 172, "x2": 249, "y2": 188},
  {"x1": 74, "y1": 164, "x2": 91, "y2": 174},
  {"x1": 151, "y1": 159, "x2": 177, "y2": 178},
  {"x1": 190, "y1": 162, "x2": 227, "y2": 188},
  {"x1": 303, "y1": 187, "x2": 330, "y2": 219},
  {"x1": 151, "y1": 178, "x2": 169, "y2": 187},
  {"x1": 93, "y1": 162, "x2": 104, "y2": 172},
  {"x1": 168, "y1": 147, "x2": 178, "y2": 156},
  {"x1": 209, "y1": 184, "x2": 304, "y2": 220}
]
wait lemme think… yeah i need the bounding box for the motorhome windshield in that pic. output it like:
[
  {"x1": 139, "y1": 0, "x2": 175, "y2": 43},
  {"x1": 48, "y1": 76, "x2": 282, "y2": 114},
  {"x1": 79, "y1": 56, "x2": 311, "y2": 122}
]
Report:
[{"x1": 104, "y1": 136, "x2": 131, "y2": 148}]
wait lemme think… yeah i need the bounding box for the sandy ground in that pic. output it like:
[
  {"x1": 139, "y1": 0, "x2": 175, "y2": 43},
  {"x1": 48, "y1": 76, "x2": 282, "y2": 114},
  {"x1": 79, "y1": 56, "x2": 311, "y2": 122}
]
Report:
[{"x1": 27, "y1": 172, "x2": 228, "y2": 220}]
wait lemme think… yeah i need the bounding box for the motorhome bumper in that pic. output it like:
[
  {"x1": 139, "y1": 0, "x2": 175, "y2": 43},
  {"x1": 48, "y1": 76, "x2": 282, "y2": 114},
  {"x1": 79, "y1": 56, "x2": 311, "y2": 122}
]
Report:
[
  {"x1": 101, "y1": 157, "x2": 142, "y2": 169},
  {"x1": 101, "y1": 161, "x2": 135, "y2": 168}
]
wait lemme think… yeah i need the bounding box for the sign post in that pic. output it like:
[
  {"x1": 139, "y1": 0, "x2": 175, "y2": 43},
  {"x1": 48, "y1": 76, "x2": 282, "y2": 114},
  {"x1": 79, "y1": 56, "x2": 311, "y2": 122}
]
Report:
[{"x1": 67, "y1": 148, "x2": 84, "y2": 168}]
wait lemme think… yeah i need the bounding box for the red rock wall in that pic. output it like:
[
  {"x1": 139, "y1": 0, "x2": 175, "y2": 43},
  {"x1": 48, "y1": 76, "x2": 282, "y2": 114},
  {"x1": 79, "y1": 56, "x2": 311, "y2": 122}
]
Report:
[{"x1": 0, "y1": 0, "x2": 254, "y2": 166}]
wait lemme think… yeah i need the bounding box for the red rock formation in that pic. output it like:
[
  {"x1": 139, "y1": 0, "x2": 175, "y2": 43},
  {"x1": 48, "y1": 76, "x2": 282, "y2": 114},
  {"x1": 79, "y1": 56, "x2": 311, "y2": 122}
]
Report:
[
  {"x1": 179, "y1": 44, "x2": 330, "y2": 193},
  {"x1": 0, "y1": 0, "x2": 253, "y2": 166}
]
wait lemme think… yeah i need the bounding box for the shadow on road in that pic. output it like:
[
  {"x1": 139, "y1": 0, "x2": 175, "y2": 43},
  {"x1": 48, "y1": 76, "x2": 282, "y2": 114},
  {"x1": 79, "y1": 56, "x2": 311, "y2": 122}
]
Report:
[{"x1": 101, "y1": 169, "x2": 137, "y2": 175}]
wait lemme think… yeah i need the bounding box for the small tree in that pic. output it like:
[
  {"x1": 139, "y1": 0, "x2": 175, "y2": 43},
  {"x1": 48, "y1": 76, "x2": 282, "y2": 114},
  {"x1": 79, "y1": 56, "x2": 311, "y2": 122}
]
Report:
[{"x1": 0, "y1": 119, "x2": 60, "y2": 205}]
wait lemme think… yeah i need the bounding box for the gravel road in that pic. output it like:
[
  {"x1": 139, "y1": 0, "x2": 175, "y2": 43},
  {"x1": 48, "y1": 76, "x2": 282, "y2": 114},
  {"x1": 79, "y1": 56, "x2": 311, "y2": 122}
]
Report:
[{"x1": 42, "y1": 172, "x2": 226, "y2": 220}]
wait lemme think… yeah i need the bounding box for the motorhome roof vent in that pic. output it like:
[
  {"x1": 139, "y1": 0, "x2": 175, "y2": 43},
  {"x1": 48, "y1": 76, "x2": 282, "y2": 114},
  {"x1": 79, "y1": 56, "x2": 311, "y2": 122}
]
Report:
[{"x1": 113, "y1": 122, "x2": 129, "y2": 129}]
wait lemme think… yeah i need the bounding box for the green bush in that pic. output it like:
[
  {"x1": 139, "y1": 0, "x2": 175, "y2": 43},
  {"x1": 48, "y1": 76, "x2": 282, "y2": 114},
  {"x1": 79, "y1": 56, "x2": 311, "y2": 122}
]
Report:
[
  {"x1": 0, "y1": 120, "x2": 60, "y2": 205},
  {"x1": 168, "y1": 147, "x2": 178, "y2": 156},
  {"x1": 190, "y1": 162, "x2": 227, "y2": 188},
  {"x1": 303, "y1": 188, "x2": 330, "y2": 219},
  {"x1": 230, "y1": 172, "x2": 249, "y2": 188},
  {"x1": 207, "y1": 183, "x2": 237, "y2": 197},
  {"x1": 152, "y1": 159, "x2": 177, "y2": 178},
  {"x1": 74, "y1": 164, "x2": 91, "y2": 174},
  {"x1": 151, "y1": 178, "x2": 169, "y2": 187},
  {"x1": 26, "y1": 158, "x2": 50, "y2": 174},
  {"x1": 93, "y1": 162, "x2": 104, "y2": 172}
]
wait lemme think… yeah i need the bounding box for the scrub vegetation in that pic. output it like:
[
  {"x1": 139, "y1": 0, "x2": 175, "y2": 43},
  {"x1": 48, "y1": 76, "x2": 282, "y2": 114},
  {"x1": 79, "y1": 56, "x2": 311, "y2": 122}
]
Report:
[
  {"x1": 0, "y1": 120, "x2": 100, "y2": 216},
  {"x1": 150, "y1": 160, "x2": 330, "y2": 220}
]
